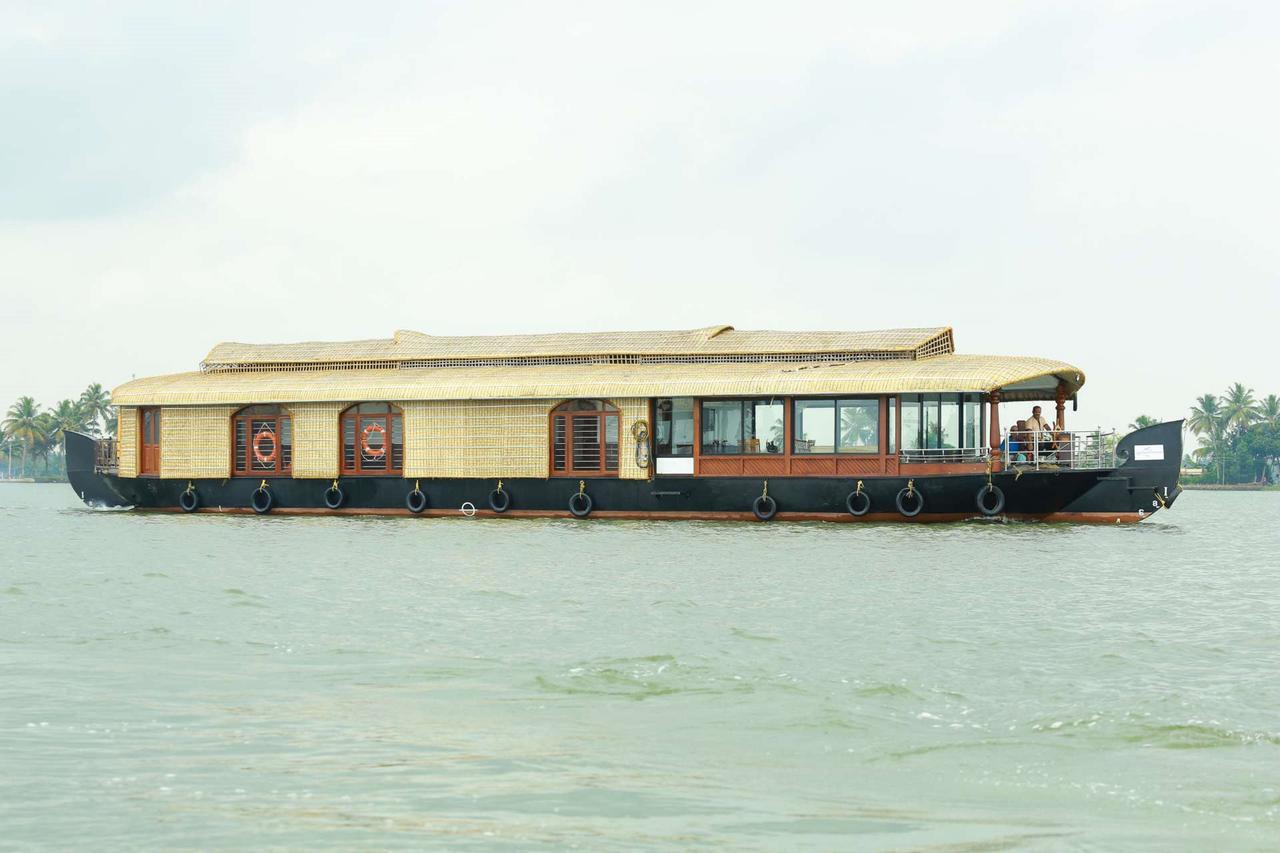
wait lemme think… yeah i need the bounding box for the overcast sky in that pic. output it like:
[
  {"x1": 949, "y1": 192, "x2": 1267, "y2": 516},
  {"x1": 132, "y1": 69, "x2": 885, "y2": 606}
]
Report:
[{"x1": 3, "y1": 0, "x2": 1276, "y2": 432}]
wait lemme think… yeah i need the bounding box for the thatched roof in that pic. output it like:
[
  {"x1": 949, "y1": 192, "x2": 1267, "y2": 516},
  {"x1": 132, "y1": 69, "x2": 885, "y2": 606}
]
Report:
[
  {"x1": 202, "y1": 326, "x2": 956, "y2": 369},
  {"x1": 113, "y1": 354, "x2": 1084, "y2": 406}
]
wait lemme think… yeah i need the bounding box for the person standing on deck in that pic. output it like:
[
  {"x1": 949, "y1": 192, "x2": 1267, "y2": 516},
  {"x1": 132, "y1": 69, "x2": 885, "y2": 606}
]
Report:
[
  {"x1": 1025, "y1": 406, "x2": 1054, "y2": 460},
  {"x1": 1026, "y1": 405, "x2": 1052, "y2": 434}
]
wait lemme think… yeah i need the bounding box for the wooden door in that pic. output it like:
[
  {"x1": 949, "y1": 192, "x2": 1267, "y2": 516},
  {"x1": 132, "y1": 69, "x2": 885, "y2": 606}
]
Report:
[{"x1": 140, "y1": 408, "x2": 161, "y2": 475}]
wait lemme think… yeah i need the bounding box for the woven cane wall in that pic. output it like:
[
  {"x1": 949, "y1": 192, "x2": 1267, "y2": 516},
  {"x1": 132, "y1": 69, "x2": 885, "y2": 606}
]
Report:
[
  {"x1": 117, "y1": 406, "x2": 139, "y2": 478},
  {"x1": 158, "y1": 406, "x2": 236, "y2": 479},
  {"x1": 402, "y1": 399, "x2": 551, "y2": 479},
  {"x1": 289, "y1": 403, "x2": 346, "y2": 479},
  {"x1": 399, "y1": 398, "x2": 651, "y2": 480},
  {"x1": 616, "y1": 398, "x2": 649, "y2": 481}
]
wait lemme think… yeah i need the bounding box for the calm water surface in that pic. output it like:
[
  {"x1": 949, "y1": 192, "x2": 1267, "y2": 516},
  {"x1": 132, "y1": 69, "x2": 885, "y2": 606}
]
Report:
[{"x1": 2, "y1": 485, "x2": 1278, "y2": 850}]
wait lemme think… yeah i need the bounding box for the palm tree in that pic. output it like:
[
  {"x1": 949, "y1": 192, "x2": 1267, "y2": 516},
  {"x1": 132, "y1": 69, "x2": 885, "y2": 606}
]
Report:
[
  {"x1": 32, "y1": 414, "x2": 56, "y2": 475},
  {"x1": 47, "y1": 399, "x2": 90, "y2": 454},
  {"x1": 1129, "y1": 415, "x2": 1159, "y2": 431},
  {"x1": 79, "y1": 384, "x2": 112, "y2": 435},
  {"x1": 1259, "y1": 394, "x2": 1280, "y2": 428},
  {"x1": 1221, "y1": 382, "x2": 1260, "y2": 431},
  {"x1": 3, "y1": 397, "x2": 45, "y2": 478},
  {"x1": 1187, "y1": 394, "x2": 1223, "y2": 437}
]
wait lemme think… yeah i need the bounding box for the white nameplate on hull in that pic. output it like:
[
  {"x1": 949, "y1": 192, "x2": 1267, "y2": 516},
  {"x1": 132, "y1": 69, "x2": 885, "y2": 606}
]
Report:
[
  {"x1": 1134, "y1": 444, "x2": 1165, "y2": 461},
  {"x1": 656, "y1": 457, "x2": 695, "y2": 475}
]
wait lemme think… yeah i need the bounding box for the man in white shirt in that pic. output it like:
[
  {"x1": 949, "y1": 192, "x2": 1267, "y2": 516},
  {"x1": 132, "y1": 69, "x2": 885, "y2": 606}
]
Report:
[{"x1": 1026, "y1": 405, "x2": 1052, "y2": 434}]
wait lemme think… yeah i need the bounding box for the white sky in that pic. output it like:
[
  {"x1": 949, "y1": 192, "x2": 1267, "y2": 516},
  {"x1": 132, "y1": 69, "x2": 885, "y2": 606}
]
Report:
[{"x1": 3, "y1": 1, "x2": 1276, "y2": 432}]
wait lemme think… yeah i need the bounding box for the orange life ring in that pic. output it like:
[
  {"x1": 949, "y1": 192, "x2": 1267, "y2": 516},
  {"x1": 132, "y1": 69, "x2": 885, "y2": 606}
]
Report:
[
  {"x1": 361, "y1": 422, "x2": 387, "y2": 457},
  {"x1": 252, "y1": 429, "x2": 278, "y2": 464}
]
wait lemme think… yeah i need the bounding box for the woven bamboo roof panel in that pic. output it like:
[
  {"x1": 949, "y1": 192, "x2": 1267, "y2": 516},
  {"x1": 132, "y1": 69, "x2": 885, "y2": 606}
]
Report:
[
  {"x1": 202, "y1": 326, "x2": 955, "y2": 369},
  {"x1": 115, "y1": 354, "x2": 1084, "y2": 406}
]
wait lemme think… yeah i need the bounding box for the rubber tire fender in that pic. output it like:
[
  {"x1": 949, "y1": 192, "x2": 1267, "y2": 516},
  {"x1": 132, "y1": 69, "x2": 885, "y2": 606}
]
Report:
[
  {"x1": 179, "y1": 489, "x2": 200, "y2": 513},
  {"x1": 251, "y1": 487, "x2": 273, "y2": 515},
  {"x1": 976, "y1": 484, "x2": 1005, "y2": 516},
  {"x1": 752, "y1": 494, "x2": 778, "y2": 521},
  {"x1": 846, "y1": 490, "x2": 871, "y2": 517},
  {"x1": 324, "y1": 485, "x2": 344, "y2": 510},
  {"x1": 894, "y1": 487, "x2": 924, "y2": 518},
  {"x1": 568, "y1": 492, "x2": 593, "y2": 518},
  {"x1": 406, "y1": 489, "x2": 427, "y2": 514},
  {"x1": 489, "y1": 489, "x2": 511, "y2": 513}
]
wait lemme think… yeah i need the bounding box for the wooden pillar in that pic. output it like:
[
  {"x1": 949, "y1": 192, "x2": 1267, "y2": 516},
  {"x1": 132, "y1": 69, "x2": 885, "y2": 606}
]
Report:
[
  {"x1": 1055, "y1": 382, "x2": 1067, "y2": 430},
  {"x1": 988, "y1": 391, "x2": 1002, "y2": 450},
  {"x1": 692, "y1": 399, "x2": 701, "y2": 476}
]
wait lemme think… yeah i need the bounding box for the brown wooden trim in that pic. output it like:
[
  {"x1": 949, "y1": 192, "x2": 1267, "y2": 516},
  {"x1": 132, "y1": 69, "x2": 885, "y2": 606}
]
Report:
[
  {"x1": 339, "y1": 405, "x2": 404, "y2": 476},
  {"x1": 547, "y1": 403, "x2": 620, "y2": 477},
  {"x1": 139, "y1": 407, "x2": 161, "y2": 476},
  {"x1": 231, "y1": 409, "x2": 292, "y2": 477},
  {"x1": 897, "y1": 462, "x2": 990, "y2": 475}
]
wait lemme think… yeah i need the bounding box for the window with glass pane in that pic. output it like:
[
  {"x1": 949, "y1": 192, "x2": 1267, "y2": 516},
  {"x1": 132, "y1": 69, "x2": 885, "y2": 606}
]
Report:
[
  {"x1": 900, "y1": 396, "x2": 922, "y2": 451},
  {"x1": 963, "y1": 394, "x2": 983, "y2": 452},
  {"x1": 701, "y1": 400, "x2": 743, "y2": 454},
  {"x1": 550, "y1": 400, "x2": 619, "y2": 475},
  {"x1": 940, "y1": 394, "x2": 961, "y2": 449},
  {"x1": 887, "y1": 397, "x2": 897, "y2": 454},
  {"x1": 655, "y1": 398, "x2": 694, "y2": 456},
  {"x1": 749, "y1": 400, "x2": 784, "y2": 453},
  {"x1": 233, "y1": 405, "x2": 291, "y2": 475},
  {"x1": 837, "y1": 399, "x2": 880, "y2": 453},
  {"x1": 340, "y1": 403, "x2": 403, "y2": 475},
  {"x1": 793, "y1": 399, "x2": 834, "y2": 453},
  {"x1": 701, "y1": 400, "x2": 782, "y2": 454}
]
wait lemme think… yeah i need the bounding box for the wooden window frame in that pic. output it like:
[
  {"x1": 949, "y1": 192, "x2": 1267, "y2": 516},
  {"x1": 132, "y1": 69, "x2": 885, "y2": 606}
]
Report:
[
  {"x1": 549, "y1": 401, "x2": 620, "y2": 477},
  {"x1": 231, "y1": 407, "x2": 292, "y2": 477},
  {"x1": 340, "y1": 403, "x2": 404, "y2": 476}
]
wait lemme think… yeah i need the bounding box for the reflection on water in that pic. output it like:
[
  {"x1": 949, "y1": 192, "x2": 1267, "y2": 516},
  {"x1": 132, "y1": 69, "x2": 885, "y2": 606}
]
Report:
[{"x1": 1, "y1": 484, "x2": 1278, "y2": 848}]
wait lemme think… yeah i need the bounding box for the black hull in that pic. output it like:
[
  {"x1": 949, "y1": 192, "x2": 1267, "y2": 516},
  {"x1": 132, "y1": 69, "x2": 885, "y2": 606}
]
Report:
[{"x1": 64, "y1": 423, "x2": 1184, "y2": 523}]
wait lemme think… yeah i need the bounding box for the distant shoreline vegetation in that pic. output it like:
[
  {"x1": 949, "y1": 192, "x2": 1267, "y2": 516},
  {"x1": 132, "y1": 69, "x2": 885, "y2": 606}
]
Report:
[
  {"x1": 2, "y1": 386, "x2": 114, "y2": 482},
  {"x1": 1132, "y1": 384, "x2": 1279, "y2": 487}
]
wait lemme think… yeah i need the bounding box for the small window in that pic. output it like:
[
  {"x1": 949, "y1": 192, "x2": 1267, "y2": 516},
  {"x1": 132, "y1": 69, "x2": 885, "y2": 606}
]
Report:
[
  {"x1": 341, "y1": 403, "x2": 403, "y2": 475},
  {"x1": 700, "y1": 399, "x2": 784, "y2": 455},
  {"x1": 550, "y1": 400, "x2": 619, "y2": 475},
  {"x1": 233, "y1": 405, "x2": 291, "y2": 475},
  {"x1": 654, "y1": 398, "x2": 695, "y2": 456}
]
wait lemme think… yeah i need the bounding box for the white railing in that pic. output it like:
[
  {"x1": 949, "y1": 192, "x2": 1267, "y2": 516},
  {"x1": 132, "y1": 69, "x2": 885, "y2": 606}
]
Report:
[
  {"x1": 896, "y1": 430, "x2": 1116, "y2": 470},
  {"x1": 899, "y1": 446, "x2": 991, "y2": 464},
  {"x1": 999, "y1": 429, "x2": 1115, "y2": 470}
]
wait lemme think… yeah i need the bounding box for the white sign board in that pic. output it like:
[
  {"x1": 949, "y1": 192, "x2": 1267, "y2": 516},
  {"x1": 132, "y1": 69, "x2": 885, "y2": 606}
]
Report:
[
  {"x1": 1134, "y1": 444, "x2": 1165, "y2": 461},
  {"x1": 656, "y1": 457, "x2": 695, "y2": 475}
]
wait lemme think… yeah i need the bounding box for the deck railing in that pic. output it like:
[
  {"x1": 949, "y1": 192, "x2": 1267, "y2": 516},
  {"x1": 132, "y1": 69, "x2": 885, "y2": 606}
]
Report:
[
  {"x1": 899, "y1": 446, "x2": 991, "y2": 464},
  {"x1": 896, "y1": 430, "x2": 1116, "y2": 470},
  {"x1": 999, "y1": 429, "x2": 1115, "y2": 470},
  {"x1": 94, "y1": 438, "x2": 119, "y2": 474}
]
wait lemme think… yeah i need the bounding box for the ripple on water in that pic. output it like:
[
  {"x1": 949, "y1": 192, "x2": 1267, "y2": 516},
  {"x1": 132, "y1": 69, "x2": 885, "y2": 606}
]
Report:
[{"x1": 535, "y1": 655, "x2": 789, "y2": 700}]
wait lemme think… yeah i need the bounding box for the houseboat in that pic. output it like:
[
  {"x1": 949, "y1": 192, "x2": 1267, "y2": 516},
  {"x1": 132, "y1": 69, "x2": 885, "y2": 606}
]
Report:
[{"x1": 65, "y1": 326, "x2": 1182, "y2": 522}]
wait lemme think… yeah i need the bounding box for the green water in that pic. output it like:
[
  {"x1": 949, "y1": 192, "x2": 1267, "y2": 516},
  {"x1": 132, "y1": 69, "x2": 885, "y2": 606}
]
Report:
[{"x1": 2, "y1": 485, "x2": 1277, "y2": 850}]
